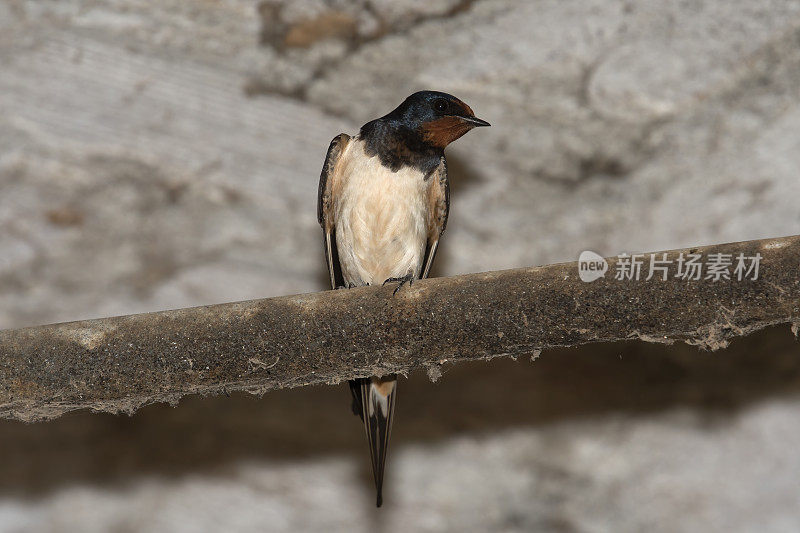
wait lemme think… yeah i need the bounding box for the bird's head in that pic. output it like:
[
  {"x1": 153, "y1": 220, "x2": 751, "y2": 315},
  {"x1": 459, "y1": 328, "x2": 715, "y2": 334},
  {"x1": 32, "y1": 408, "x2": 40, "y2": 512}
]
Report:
[{"x1": 388, "y1": 91, "x2": 490, "y2": 148}]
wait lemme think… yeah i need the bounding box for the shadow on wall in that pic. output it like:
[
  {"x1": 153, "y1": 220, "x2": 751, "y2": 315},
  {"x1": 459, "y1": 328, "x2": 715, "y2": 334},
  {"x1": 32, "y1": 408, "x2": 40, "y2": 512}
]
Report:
[{"x1": 0, "y1": 325, "x2": 798, "y2": 498}]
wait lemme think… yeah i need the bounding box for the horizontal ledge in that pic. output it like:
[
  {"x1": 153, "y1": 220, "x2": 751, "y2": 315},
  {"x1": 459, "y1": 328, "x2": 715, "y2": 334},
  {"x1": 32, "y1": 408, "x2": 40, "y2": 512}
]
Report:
[{"x1": 1, "y1": 235, "x2": 799, "y2": 422}]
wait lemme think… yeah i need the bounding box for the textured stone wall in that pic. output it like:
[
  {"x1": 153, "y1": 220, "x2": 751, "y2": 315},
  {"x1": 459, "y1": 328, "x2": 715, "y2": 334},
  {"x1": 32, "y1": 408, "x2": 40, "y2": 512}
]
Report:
[
  {"x1": 2, "y1": 1, "x2": 800, "y2": 531},
  {"x1": 4, "y1": 0, "x2": 800, "y2": 330}
]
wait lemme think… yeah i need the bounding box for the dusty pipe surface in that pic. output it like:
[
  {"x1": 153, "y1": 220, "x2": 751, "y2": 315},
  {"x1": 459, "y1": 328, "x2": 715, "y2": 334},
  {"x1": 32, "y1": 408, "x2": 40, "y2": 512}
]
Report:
[{"x1": 1, "y1": 235, "x2": 799, "y2": 422}]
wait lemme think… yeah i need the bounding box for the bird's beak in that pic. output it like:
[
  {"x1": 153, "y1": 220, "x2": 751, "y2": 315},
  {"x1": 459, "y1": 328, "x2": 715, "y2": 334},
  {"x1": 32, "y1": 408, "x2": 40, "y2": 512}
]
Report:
[{"x1": 459, "y1": 115, "x2": 491, "y2": 127}]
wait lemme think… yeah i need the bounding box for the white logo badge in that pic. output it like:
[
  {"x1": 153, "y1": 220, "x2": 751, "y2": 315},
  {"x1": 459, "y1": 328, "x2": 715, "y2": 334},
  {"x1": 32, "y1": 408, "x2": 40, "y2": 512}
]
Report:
[{"x1": 578, "y1": 251, "x2": 608, "y2": 282}]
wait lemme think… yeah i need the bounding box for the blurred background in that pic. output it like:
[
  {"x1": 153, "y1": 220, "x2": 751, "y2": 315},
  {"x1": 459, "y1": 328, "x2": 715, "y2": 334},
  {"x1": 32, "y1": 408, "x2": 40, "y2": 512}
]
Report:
[{"x1": 2, "y1": 1, "x2": 800, "y2": 531}]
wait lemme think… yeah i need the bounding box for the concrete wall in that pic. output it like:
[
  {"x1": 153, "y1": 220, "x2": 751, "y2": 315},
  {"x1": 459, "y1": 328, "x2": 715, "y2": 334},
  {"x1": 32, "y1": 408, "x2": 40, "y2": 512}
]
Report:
[{"x1": 2, "y1": 1, "x2": 800, "y2": 531}]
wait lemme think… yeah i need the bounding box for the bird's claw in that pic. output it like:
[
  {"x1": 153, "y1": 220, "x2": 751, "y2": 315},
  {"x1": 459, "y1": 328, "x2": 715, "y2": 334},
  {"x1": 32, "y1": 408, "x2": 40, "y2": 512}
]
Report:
[{"x1": 383, "y1": 274, "x2": 414, "y2": 295}]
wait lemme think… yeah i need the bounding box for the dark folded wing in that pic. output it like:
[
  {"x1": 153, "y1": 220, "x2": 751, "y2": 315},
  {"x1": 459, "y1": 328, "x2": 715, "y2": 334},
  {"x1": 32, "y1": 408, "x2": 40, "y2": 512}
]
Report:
[
  {"x1": 422, "y1": 157, "x2": 449, "y2": 279},
  {"x1": 318, "y1": 133, "x2": 351, "y2": 289}
]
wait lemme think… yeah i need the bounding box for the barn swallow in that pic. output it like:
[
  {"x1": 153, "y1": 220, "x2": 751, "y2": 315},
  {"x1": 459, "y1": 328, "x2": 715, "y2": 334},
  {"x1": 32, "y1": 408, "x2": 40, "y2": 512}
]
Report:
[{"x1": 317, "y1": 90, "x2": 489, "y2": 507}]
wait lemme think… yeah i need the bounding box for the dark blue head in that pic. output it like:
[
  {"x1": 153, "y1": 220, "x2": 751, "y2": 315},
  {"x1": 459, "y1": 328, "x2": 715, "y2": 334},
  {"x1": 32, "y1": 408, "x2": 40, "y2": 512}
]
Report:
[
  {"x1": 359, "y1": 91, "x2": 490, "y2": 173},
  {"x1": 382, "y1": 91, "x2": 490, "y2": 148}
]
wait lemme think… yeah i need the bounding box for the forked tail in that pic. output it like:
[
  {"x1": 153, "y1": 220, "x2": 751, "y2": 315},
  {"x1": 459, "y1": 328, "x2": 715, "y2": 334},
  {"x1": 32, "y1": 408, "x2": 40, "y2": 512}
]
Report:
[{"x1": 349, "y1": 375, "x2": 397, "y2": 507}]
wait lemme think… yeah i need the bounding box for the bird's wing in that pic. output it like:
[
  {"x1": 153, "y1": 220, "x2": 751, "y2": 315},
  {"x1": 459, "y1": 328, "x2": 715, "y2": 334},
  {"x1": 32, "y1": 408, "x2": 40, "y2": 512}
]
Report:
[
  {"x1": 318, "y1": 133, "x2": 351, "y2": 290},
  {"x1": 421, "y1": 157, "x2": 449, "y2": 279}
]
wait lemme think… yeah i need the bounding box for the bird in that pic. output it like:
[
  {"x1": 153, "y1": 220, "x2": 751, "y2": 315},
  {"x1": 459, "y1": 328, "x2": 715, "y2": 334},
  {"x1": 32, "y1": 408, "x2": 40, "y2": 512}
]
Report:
[{"x1": 317, "y1": 90, "x2": 489, "y2": 507}]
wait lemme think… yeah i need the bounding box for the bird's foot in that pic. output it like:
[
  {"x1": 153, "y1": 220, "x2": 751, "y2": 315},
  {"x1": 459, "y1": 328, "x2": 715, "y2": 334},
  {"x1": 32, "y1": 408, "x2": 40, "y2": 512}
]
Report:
[
  {"x1": 383, "y1": 273, "x2": 414, "y2": 296},
  {"x1": 335, "y1": 282, "x2": 355, "y2": 290}
]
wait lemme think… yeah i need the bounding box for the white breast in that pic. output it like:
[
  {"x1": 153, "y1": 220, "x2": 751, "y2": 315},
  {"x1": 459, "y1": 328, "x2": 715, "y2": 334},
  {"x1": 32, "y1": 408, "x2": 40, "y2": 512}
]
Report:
[{"x1": 335, "y1": 140, "x2": 429, "y2": 286}]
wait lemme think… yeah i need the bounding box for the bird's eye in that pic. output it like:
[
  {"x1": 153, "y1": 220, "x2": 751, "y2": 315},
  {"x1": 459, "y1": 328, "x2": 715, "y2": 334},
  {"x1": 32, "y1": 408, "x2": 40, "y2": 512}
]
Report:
[{"x1": 433, "y1": 99, "x2": 448, "y2": 113}]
